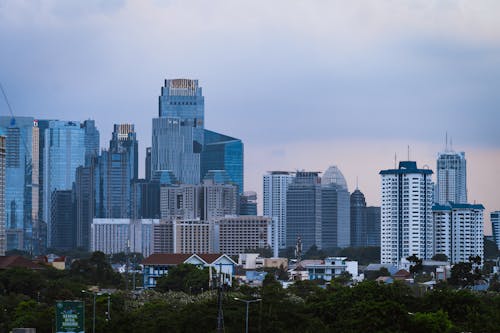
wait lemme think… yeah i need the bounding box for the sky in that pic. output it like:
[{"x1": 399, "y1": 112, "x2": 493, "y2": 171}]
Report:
[{"x1": 1, "y1": 0, "x2": 499, "y2": 232}]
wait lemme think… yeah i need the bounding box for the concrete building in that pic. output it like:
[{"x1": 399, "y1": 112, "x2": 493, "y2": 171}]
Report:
[
  {"x1": 153, "y1": 219, "x2": 212, "y2": 254},
  {"x1": 380, "y1": 161, "x2": 434, "y2": 264},
  {"x1": 433, "y1": 203, "x2": 484, "y2": 263},
  {"x1": 492, "y1": 211, "x2": 500, "y2": 250},
  {"x1": 91, "y1": 218, "x2": 159, "y2": 257},
  {"x1": 305, "y1": 257, "x2": 358, "y2": 282},
  {"x1": 213, "y1": 216, "x2": 272, "y2": 256},
  {"x1": 263, "y1": 171, "x2": 294, "y2": 256},
  {"x1": 436, "y1": 149, "x2": 467, "y2": 205}
]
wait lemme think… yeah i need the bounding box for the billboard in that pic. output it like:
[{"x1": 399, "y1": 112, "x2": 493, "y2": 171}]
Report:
[{"x1": 55, "y1": 301, "x2": 85, "y2": 333}]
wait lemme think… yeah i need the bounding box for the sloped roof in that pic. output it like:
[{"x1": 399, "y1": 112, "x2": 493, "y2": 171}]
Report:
[
  {"x1": 393, "y1": 269, "x2": 411, "y2": 278},
  {"x1": 0, "y1": 256, "x2": 45, "y2": 270},
  {"x1": 142, "y1": 253, "x2": 194, "y2": 265}
]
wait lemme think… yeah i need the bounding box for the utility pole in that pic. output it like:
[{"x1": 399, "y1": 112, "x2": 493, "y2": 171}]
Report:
[{"x1": 215, "y1": 263, "x2": 225, "y2": 332}]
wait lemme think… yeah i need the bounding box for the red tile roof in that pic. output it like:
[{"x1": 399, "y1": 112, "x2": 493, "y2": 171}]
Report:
[
  {"x1": 0, "y1": 256, "x2": 45, "y2": 270},
  {"x1": 142, "y1": 253, "x2": 194, "y2": 265}
]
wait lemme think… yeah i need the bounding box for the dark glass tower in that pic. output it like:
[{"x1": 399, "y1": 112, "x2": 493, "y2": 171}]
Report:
[
  {"x1": 50, "y1": 190, "x2": 75, "y2": 250},
  {"x1": 350, "y1": 189, "x2": 367, "y2": 247}
]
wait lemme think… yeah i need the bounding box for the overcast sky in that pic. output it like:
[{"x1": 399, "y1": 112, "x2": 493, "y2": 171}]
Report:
[{"x1": 1, "y1": 0, "x2": 499, "y2": 231}]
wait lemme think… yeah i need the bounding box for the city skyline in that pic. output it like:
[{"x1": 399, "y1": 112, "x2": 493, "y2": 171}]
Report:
[{"x1": 1, "y1": 1, "x2": 498, "y2": 232}]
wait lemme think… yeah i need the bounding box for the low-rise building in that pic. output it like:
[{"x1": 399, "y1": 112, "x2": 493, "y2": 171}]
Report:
[{"x1": 305, "y1": 257, "x2": 358, "y2": 282}]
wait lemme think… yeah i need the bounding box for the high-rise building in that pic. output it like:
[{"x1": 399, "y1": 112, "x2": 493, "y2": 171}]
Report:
[
  {"x1": 0, "y1": 133, "x2": 6, "y2": 255},
  {"x1": 152, "y1": 79, "x2": 204, "y2": 184},
  {"x1": 239, "y1": 191, "x2": 257, "y2": 216},
  {"x1": 433, "y1": 203, "x2": 484, "y2": 263},
  {"x1": 50, "y1": 190, "x2": 75, "y2": 250},
  {"x1": 74, "y1": 165, "x2": 95, "y2": 250},
  {"x1": 0, "y1": 116, "x2": 39, "y2": 251},
  {"x1": 42, "y1": 120, "x2": 85, "y2": 248},
  {"x1": 110, "y1": 124, "x2": 138, "y2": 180},
  {"x1": 91, "y1": 218, "x2": 159, "y2": 257},
  {"x1": 263, "y1": 171, "x2": 294, "y2": 256},
  {"x1": 145, "y1": 147, "x2": 152, "y2": 181},
  {"x1": 201, "y1": 130, "x2": 243, "y2": 193},
  {"x1": 380, "y1": 161, "x2": 434, "y2": 264},
  {"x1": 436, "y1": 150, "x2": 467, "y2": 205},
  {"x1": 350, "y1": 188, "x2": 381, "y2": 247},
  {"x1": 491, "y1": 211, "x2": 500, "y2": 250},
  {"x1": 131, "y1": 179, "x2": 160, "y2": 219},
  {"x1": 82, "y1": 120, "x2": 100, "y2": 166},
  {"x1": 153, "y1": 219, "x2": 212, "y2": 254},
  {"x1": 286, "y1": 171, "x2": 322, "y2": 251}
]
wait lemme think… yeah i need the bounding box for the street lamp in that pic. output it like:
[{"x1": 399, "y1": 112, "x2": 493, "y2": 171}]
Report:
[
  {"x1": 82, "y1": 290, "x2": 111, "y2": 333},
  {"x1": 234, "y1": 298, "x2": 261, "y2": 333}
]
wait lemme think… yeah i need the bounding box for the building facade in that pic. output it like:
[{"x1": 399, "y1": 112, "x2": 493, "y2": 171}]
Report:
[
  {"x1": 91, "y1": 218, "x2": 159, "y2": 257},
  {"x1": 239, "y1": 191, "x2": 257, "y2": 216},
  {"x1": 0, "y1": 133, "x2": 5, "y2": 255},
  {"x1": 350, "y1": 189, "x2": 381, "y2": 247},
  {"x1": 50, "y1": 190, "x2": 74, "y2": 250},
  {"x1": 436, "y1": 150, "x2": 467, "y2": 205},
  {"x1": 433, "y1": 203, "x2": 484, "y2": 263},
  {"x1": 492, "y1": 211, "x2": 500, "y2": 250},
  {"x1": 380, "y1": 161, "x2": 434, "y2": 264},
  {"x1": 152, "y1": 219, "x2": 212, "y2": 254},
  {"x1": 263, "y1": 171, "x2": 294, "y2": 256}
]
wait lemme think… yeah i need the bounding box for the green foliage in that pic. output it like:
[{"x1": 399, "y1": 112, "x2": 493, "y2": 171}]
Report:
[
  {"x1": 244, "y1": 247, "x2": 273, "y2": 258},
  {"x1": 431, "y1": 253, "x2": 449, "y2": 261},
  {"x1": 408, "y1": 310, "x2": 452, "y2": 333},
  {"x1": 303, "y1": 245, "x2": 327, "y2": 259},
  {"x1": 69, "y1": 251, "x2": 124, "y2": 287},
  {"x1": 337, "y1": 246, "x2": 381, "y2": 265},
  {"x1": 155, "y1": 263, "x2": 209, "y2": 294}
]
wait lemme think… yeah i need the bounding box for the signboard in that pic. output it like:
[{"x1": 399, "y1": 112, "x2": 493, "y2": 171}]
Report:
[{"x1": 55, "y1": 301, "x2": 85, "y2": 333}]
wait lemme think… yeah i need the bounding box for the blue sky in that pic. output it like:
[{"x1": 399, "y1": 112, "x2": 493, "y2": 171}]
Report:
[{"x1": 1, "y1": 0, "x2": 499, "y2": 229}]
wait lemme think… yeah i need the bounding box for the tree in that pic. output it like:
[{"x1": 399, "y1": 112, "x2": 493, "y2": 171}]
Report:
[
  {"x1": 332, "y1": 271, "x2": 352, "y2": 286},
  {"x1": 303, "y1": 245, "x2": 326, "y2": 260},
  {"x1": 69, "y1": 251, "x2": 123, "y2": 287},
  {"x1": 408, "y1": 310, "x2": 453, "y2": 333},
  {"x1": 431, "y1": 253, "x2": 449, "y2": 262},
  {"x1": 448, "y1": 262, "x2": 473, "y2": 288},
  {"x1": 337, "y1": 246, "x2": 381, "y2": 265},
  {"x1": 155, "y1": 264, "x2": 209, "y2": 294},
  {"x1": 407, "y1": 255, "x2": 423, "y2": 277}
]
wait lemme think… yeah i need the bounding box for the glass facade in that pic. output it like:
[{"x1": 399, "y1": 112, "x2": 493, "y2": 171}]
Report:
[
  {"x1": 43, "y1": 120, "x2": 85, "y2": 247},
  {"x1": 0, "y1": 116, "x2": 37, "y2": 251},
  {"x1": 202, "y1": 130, "x2": 243, "y2": 193},
  {"x1": 50, "y1": 190, "x2": 75, "y2": 250}
]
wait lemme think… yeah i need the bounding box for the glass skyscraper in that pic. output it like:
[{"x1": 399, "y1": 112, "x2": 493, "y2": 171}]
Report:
[
  {"x1": 152, "y1": 79, "x2": 243, "y2": 189},
  {"x1": 43, "y1": 120, "x2": 85, "y2": 248},
  {"x1": 350, "y1": 188, "x2": 381, "y2": 247},
  {"x1": 202, "y1": 130, "x2": 243, "y2": 193},
  {"x1": 0, "y1": 116, "x2": 38, "y2": 251}
]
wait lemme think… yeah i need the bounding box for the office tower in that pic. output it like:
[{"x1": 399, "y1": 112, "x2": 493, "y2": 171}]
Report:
[
  {"x1": 321, "y1": 165, "x2": 348, "y2": 190},
  {"x1": 152, "y1": 79, "x2": 204, "y2": 184},
  {"x1": 240, "y1": 191, "x2": 257, "y2": 216},
  {"x1": 201, "y1": 130, "x2": 244, "y2": 193},
  {"x1": 365, "y1": 206, "x2": 381, "y2": 247},
  {"x1": 286, "y1": 171, "x2": 322, "y2": 251},
  {"x1": 433, "y1": 203, "x2": 484, "y2": 263},
  {"x1": 50, "y1": 190, "x2": 75, "y2": 250},
  {"x1": 350, "y1": 189, "x2": 381, "y2": 247},
  {"x1": 436, "y1": 150, "x2": 467, "y2": 205},
  {"x1": 145, "y1": 147, "x2": 152, "y2": 181},
  {"x1": 380, "y1": 161, "x2": 434, "y2": 264},
  {"x1": 74, "y1": 165, "x2": 95, "y2": 250},
  {"x1": 263, "y1": 171, "x2": 294, "y2": 256},
  {"x1": 492, "y1": 211, "x2": 500, "y2": 250},
  {"x1": 0, "y1": 133, "x2": 5, "y2": 255},
  {"x1": 0, "y1": 116, "x2": 40, "y2": 251},
  {"x1": 96, "y1": 150, "x2": 131, "y2": 218},
  {"x1": 110, "y1": 124, "x2": 138, "y2": 180},
  {"x1": 131, "y1": 179, "x2": 160, "y2": 219},
  {"x1": 82, "y1": 120, "x2": 100, "y2": 166},
  {"x1": 43, "y1": 120, "x2": 85, "y2": 248},
  {"x1": 212, "y1": 216, "x2": 272, "y2": 256},
  {"x1": 350, "y1": 189, "x2": 367, "y2": 247},
  {"x1": 91, "y1": 218, "x2": 159, "y2": 257},
  {"x1": 160, "y1": 180, "x2": 238, "y2": 221}
]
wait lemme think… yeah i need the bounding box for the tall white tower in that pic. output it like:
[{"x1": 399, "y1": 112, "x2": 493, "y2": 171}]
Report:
[
  {"x1": 436, "y1": 149, "x2": 467, "y2": 205},
  {"x1": 380, "y1": 161, "x2": 434, "y2": 264},
  {"x1": 263, "y1": 171, "x2": 294, "y2": 257}
]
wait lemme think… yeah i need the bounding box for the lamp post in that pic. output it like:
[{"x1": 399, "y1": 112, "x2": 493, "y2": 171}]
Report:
[
  {"x1": 82, "y1": 290, "x2": 110, "y2": 333},
  {"x1": 234, "y1": 298, "x2": 261, "y2": 333}
]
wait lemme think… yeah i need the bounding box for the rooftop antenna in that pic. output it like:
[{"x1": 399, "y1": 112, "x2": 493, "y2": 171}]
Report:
[
  {"x1": 450, "y1": 137, "x2": 453, "y2": 152},
  {"x1": 445, "y1": 132, "x2": 448, "y2": 152},
  {"x1": 407, "y1": 145, "x2": 410, "y2": 161},
  {"x1": 394, "y1": 153, "x2": 397, "y2": 169},
  {"x1": 355, "y1": 176, "x2": 359, "y2": 190}
]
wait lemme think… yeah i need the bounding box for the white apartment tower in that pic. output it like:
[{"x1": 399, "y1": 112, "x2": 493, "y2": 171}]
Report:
[
  {"x1": 263, "y1": 171, "x2": 294, "y2": 257},
  {"x1": 436, "y1": 150, "x2": 467, "y2": 205},
  {"x1": 380, "y1": 161, "x2": 434, "y2": 264},
  {"x1": 433, "y1": 203, "x2": 484, "y2": 263}
]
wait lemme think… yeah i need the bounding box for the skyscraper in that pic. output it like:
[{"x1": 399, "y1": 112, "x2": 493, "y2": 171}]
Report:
[
  {"x1": 0, "y1": 116, "x2": 39, "y2": 251},
  {"x1": 82, "y1": 119, "x2": 100, "y2": 166},
  {"x1": 43, "y1": 120, "x2": 85, "y2": 248},
  {"x1": 0, "y1": 133, "x2": 6, "y2": 255},
  {"x1": 239, "y1": 191, "x2": 257, "y2": 216},
  {"x1": 436, "y1": 150, "x2": 467, "y2": 205},
  {"x1": 490, "y1": 211, "x2": 500, "y2": 250},
  {"x1": 75, "y1": 165, "x2": 95, "y2": 250},
  {"x1": 152, "y1": 79, "x2": 204, "y2": 184},
  {"x1": 365, "y1": 206, "x2": 381, "y2": 247},
  {"x1": 350, "y1": 189, "x2": 367, "y2": 247},
  {"x1": 433, "y1": 203, "x2": 484, "y2": 263},
  {"x1": 145, "y1": 147, "x2": 152, "y2": 181},
  {"x1": 201, "y1": 130, "x2": 243, "y2": 193},
  {"x1": 263, "y1": 171, "x2": 294, "y2": 256},
  {"x1": 380, "y1": 161, "x2": 434, "y2": 264},
  {"x1": 50, "y1": 190, "x2": 75, "y2": 250},
  {"x1": 110, "y1": 124, "x2": 138, "y2": 180},
  {"x1": 286, "y1": 171, "x2": 322, "y2": 251}
]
